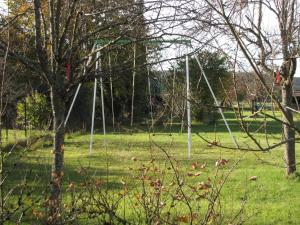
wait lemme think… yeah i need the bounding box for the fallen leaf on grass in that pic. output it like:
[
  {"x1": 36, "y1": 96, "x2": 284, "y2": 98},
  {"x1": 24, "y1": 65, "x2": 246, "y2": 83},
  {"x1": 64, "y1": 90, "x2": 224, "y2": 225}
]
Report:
[
  {"x1": 198, "y1": 182, "x2": 211, "y2": 190},
  {"x1": 207, "y1": 141, "x2": 218, "y2": 147},
  {"x1": 200, "y1": 163, "x2": 206, "y2": 169},
  {"x1": 187, "y1": 172, "x2": 194, "y2": 177},
  {"x1": 177, "y1": 215, "x2": 189, "y2": 223},
  {"x1": 215, "y1": 159, "x2": 229, "y2": 167},
  {"x1": 191, "y1": 161, "x2": 199, "y2": 170}
]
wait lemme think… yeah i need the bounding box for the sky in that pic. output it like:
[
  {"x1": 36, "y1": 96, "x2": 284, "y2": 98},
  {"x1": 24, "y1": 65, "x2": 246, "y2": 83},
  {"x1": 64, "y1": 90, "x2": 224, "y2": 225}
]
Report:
[{"x1": 0, "y1": 1, "x2": 6, "y2": 14}]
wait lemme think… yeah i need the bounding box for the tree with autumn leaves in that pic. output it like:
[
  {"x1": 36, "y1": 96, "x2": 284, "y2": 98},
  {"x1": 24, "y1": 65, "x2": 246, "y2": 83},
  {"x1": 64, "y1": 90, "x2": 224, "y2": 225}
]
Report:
[{"x1": 1, "y1": 0, "x2": 149, "y2": 223}]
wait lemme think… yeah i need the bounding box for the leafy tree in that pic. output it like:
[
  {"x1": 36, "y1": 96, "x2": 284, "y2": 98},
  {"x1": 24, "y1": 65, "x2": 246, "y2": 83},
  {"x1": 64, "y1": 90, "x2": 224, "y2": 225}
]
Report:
[
  {"x1": 100, "y1": 45, "x2": 147, "y2": 123},
  {"x1": 176, "y1": 51, "x2": 231, "y2": 122},
  {"x1": 16, "y1": 92, "x2": 51, "y2": 130}
]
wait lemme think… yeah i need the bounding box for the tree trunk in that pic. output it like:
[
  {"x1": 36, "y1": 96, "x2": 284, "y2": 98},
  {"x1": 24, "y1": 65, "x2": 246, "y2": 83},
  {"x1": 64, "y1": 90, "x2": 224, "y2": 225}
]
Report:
[
  {"x1": 0, "y1": 122, "x2": 4, "y2": 224},
  {"x1": 282, "y1": 81, "x2": 296, "y2": 175},
  {"x1": 47, "y1": 87, "x2": 65, "y2": 224},
  {"x1": 24, "y1": 99, "x2": 28, "y2": 144},
  {"x1": 5, "y1": 117, "x2": 8, "y2": 144}
]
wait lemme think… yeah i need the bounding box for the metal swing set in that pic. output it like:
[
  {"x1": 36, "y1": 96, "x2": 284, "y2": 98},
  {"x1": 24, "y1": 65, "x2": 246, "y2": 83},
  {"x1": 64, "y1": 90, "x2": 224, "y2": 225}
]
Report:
[{"x1": 64, "y1": 38, "x2": 238, "y2": 158}]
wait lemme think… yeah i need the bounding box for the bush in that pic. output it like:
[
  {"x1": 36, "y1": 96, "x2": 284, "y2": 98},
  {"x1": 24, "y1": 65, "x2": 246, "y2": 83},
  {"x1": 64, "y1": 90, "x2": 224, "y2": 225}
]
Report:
[{"x1": 16, "y1": 92, "x2": 51, "y2": 130}]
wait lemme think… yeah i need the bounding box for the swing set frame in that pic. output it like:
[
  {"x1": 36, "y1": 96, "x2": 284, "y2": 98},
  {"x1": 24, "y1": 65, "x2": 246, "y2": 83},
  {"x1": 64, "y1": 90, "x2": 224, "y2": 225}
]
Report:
[{"x1": 64, "y1": 38, "x2": 237, "y2": 158}]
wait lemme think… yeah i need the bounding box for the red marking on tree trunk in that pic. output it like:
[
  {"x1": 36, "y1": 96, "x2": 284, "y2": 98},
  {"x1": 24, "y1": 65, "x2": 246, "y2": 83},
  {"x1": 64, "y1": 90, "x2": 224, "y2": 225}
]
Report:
[
  {"x1": 66, "y1": 63, "x2": 71, "y2": 81},
  {"x1": 275, "y1": 70, "x2": 281, "y2": 85}
]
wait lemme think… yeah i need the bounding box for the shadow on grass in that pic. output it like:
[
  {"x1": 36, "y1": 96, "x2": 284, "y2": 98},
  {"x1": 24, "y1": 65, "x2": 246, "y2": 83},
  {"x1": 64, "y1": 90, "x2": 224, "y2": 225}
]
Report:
[
  {"x1": 74, "y1": 112, "x2": 292, "y2": 136},
  {"x1": 5, "y1": 153, "x2": 128, "y2": 195}
]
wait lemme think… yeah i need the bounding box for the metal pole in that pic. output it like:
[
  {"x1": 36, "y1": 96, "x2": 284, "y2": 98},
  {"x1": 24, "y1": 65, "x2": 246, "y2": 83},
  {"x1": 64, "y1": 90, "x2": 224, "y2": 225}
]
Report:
[
  {"x1": 195, "y1": 55, "x2": 239, "y2": 148},
  {"x1": 130, "y1": 43, "x2": 136, "y2": 130},
  {"x1": 108, "y1": 53, "x2": 115, "y2": 131},
  {"x1": 186, "y1": 55, "x2": 192, "y2": 158},
  {"x1": 170, "y1": 68, "x2": 176, "y2": 134},
  {"x1": 146, "y1": 47, "x2": 154, "y2": 132},
  {"x1": 64, "y1": 83, "x2": 82, "y2": 127},
  {"x1": 89, "y1": 78, "x2": 97, "y2": 156},
  {"x1": 100, "y1": 52, "x2": 106, "y2": 136},
  {"x1": 64, "y1": 44, "x2": 95, "y2": 128},
  {"x1": 89, "y1": 51, "x2": 99, "y2": 156}
]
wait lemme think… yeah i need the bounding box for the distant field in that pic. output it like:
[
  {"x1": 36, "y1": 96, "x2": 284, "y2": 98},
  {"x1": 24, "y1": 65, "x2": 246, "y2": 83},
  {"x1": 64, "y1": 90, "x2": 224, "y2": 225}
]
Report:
[{"x1": 3, "y1": 111, "x2": 300, "y2": 224}]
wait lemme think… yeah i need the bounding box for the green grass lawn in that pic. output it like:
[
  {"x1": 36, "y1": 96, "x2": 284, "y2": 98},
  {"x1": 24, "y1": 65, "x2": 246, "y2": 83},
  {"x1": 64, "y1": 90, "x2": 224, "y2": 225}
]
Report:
[{"x1": 3, "y1": 111, "x2": 300, "y2": 224}]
